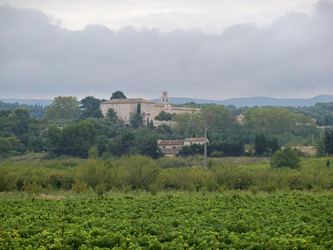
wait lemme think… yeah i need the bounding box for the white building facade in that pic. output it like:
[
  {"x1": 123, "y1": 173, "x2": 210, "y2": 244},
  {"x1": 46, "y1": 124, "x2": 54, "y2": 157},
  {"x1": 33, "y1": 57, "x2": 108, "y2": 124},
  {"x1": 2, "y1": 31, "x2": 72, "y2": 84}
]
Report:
[{"x1": 100, "y1": 92, "x2": 200, "y2": 125}]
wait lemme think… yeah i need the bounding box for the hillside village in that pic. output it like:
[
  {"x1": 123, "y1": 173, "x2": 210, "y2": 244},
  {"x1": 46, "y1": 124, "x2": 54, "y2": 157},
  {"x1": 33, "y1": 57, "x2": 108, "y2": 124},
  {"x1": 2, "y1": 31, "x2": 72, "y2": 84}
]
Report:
[
  {"x1": 100, "y1": 91, "x2": 208, "y2": 156},
  {"x1": 0, "y1": 90, "x2": 333, "y2": 160}
]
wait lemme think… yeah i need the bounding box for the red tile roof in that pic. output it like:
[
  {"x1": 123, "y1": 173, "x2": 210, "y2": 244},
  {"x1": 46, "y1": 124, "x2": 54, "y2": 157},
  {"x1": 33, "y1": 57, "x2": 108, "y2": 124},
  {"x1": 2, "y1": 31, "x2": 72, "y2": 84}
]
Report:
[{"x1": 157, "y1": 140, "x2": 184, "y2": 146}]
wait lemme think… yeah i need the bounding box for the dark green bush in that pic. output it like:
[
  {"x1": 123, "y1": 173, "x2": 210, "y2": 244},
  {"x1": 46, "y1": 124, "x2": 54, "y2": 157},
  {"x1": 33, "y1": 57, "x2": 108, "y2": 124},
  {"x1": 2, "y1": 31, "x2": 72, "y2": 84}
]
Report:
[{"x1": 271, "y1": 147, "x2": 300, "y2": 169}]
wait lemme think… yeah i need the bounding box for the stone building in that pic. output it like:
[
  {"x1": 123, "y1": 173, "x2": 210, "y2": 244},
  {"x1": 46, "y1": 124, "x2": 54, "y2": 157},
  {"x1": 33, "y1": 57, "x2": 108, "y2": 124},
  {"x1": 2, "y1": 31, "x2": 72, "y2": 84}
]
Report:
[
  {"x1": 158, "y1": 137, "x2": 209, "y2": 157},
  {"x1": 157, "y1": 140, "x2": 185, "y2": 157},
  {"x1": 100, "y1": 91, "x2": 200, "y2": 125}
]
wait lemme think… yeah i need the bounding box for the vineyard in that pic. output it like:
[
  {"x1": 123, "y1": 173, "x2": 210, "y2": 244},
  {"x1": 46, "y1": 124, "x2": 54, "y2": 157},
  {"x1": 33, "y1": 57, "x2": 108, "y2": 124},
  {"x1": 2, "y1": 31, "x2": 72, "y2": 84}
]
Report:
[{"x1": 1, "y1": 192, "x2": 332, "y2": 249}]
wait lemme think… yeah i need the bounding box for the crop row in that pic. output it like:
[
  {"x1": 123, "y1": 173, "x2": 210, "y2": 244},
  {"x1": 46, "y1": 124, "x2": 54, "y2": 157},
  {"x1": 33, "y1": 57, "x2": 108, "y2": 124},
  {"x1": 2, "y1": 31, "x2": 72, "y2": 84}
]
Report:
[{"x1": 0, "y1": 192, "x2": 332, "y2": 249}]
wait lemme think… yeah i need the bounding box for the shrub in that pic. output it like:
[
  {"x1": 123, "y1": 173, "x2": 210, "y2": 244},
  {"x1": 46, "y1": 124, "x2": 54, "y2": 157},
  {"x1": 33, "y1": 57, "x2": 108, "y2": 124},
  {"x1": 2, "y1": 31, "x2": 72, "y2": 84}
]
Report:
[
  {"x1": 0, "y1": 169, "x2": 15, "y2": 191},
  {"x1": 271, "y1": 147, "x2": 300, "y2": 169},
  {"x1": 76, "y1": 159, "x2": 109, "y2": 188},
  {"x1": 24, "y1": 181, "x2": 41, "y2": 194},
  {"x1": 72, "y1": 180, "x2": 89, "y2": 193},
  {"x1": 119, "y1": 156, "x2": 160, "y2": 190},
  {"x1": 95, "y1": 184, "x2": 107, "y2": 196},
  {"x1": 88, "y1": 146, "x2": 99, "y2": 159}
]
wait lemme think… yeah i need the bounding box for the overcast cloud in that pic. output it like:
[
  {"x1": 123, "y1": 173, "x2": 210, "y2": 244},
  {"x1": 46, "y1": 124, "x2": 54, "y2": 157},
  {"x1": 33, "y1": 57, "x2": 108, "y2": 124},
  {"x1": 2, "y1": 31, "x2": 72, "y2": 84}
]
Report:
[
  {"x1": 0, "y1": 0, "x2": 318, "y2": 32},
  {"x1": 0, "y1": 0, "x2": 332, "y2": 99}
]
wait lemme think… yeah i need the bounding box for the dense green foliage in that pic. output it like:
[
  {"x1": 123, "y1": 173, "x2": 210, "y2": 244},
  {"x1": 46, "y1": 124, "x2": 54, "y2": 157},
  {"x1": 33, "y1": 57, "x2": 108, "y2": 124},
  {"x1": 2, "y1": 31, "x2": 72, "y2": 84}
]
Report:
[
  {"x1": 254, "y1": 134, "x2": 280, "y2": 156},
  {"x1": 271, "y1": 148, "x2": 301, "y2": 169},
  {"x1": 0, "y1": 192, "x2": 332, "y2": 249},
  {"x1": 46, "y1": 97, "x2": 80, "y2": 120},
  {"x1": 0, "y1": 109, "x2": 44, "y2": 157},
  {"x1": 155, "y1": 111, "x2": 173, "y2": 121},
  {"x1": 130, "y1": 103, "x2": 144, "y2": 129},
  {"x1": 47, "y1": 120, "x2": 98, "y2": 158},
  {"x1": 80, "y1": 96, "x2": 102, "y2": 119},
  {"x1": 323, "y1": 130, "x2": 333, "y2": 155},
  {"x1": 106, "y1": 108, "x2": 118, "y2": 122},
  {"x1": 179, "y1": 142, "x2": 244, "y2": 157},
  {"x1": 289, "y1": 102, "x2": 333, "y2": 126},
  {"x1": 0, "y1": 93, "x2": 331, "y2": 159},
  {"x1": 111, "y1": 91, "x2": 127, "y2": 99},
  {"x1": 1, "y1": 155, "x2": 333, "y2": 193},
  {"x1": 0, "y1": 101, "x2": 45, "y2": 118}
]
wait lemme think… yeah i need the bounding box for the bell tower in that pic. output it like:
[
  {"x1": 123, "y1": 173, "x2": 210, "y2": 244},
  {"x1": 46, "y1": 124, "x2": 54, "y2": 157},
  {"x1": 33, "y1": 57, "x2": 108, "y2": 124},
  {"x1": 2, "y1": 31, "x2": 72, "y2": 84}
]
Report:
[{"x1": 161, "y1": 91, "x2": 169, "y2": 108}]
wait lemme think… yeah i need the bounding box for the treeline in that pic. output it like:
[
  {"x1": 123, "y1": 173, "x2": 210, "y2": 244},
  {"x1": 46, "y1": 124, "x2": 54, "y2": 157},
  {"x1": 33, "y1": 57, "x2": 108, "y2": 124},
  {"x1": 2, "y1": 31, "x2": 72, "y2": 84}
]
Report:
[
  {"x1": 179, "y1": 135, "x2": 281, "y2": 157},
  {"x1": 1, "y1": 156, "x2": 333, "y2": 193},
  {"x1": 289, "y1": 102, "x2": 333, "y2": 126},
  {"x1": 1, "y1": 91, "x2": 333, "y2": 159},
  {"x1": 0, "y1": 101, "x2": 45, "y2": 118}
]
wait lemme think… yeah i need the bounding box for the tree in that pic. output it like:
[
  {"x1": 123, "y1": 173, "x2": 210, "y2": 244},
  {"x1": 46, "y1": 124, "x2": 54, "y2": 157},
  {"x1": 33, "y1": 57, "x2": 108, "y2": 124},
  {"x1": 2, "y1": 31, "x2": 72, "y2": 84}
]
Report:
[
  {"x1": 245, "y1": 107, "x2": 315, "y2": 135},
  {"x1": 173, "y1": 113, "x2": 205, "y2": 137},
  {"x1": 0, "y1": 136, "x2": 22, "y2": 157},
  {"x1": 8, "y1": 109, "x2": 30, "y2": 136},
  {"x1": 130, "y1": 103, "x2": 143, "y2": 129},
  {"x1": 271, "y1": 147, "x2": 300, "y2": 169},
  {"x1": 254, "y1": 134, "x2": 268, "y2": 156},
  {"x1": 111, "y1": 91, "x2": 127, "y2": 99},
  {"x1": 106, "y1": 108, "x2": 118, "y2": 122},
  {"x1": 254, "y1": 134, "x2": 280, "y2": 156},
  {"x1": 80, "y1": 96, "x2": 102, "y2": 118},
  {"x1": 208, "y1": 141, "x2": 245, "y2": 157},
  {"x1": 135, "y1": 129, "x2": 161, "y2": 159},
  {"x1": 155, "y1": 111, "x2": 173, "y2": 121},
  {"x1": 179, "y1": 144, "x2": 204, "y2": 156},
  {"x1": 46, "y1": 96, "x2": 80, "y2": 120},
  {"x1": 47, "y1": 120, "x2": 97, "y2": 157},
  {"x1": 323, "y1": 130, "x2": 333, "y2": 155},
  {"x1": 202, "y1": 105, "x2": 231, "y2": 128},
  {"x1": 269, "y1": 137, "x2": 280, "y2": 154}
]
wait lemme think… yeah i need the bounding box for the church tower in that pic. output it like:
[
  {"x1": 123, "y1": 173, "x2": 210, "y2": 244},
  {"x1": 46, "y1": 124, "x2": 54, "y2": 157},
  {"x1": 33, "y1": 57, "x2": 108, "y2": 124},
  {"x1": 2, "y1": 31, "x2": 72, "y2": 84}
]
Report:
[{"x1": 161, "y1": 91, "x2": 170, "y2": 108}]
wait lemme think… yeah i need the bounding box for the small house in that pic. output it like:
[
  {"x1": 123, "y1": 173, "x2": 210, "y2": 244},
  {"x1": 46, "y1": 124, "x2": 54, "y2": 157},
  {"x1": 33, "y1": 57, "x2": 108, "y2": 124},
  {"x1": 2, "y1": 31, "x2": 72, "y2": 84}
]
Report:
[{"x1": 157, "y1": 140, "x2": 184, "y2": 157}]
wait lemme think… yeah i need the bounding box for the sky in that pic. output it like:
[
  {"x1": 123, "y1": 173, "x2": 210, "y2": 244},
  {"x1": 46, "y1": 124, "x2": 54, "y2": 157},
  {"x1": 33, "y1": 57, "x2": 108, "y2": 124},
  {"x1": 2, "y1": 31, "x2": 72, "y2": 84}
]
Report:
[{"x1": 0, "y1": 0, "x2": 332, "y2": 100}]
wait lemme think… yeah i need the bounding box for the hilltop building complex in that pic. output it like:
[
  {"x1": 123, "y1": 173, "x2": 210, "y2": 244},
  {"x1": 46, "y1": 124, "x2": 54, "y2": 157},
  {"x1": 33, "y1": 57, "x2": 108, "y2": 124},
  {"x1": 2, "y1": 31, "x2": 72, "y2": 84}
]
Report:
[{"x1": 100, "y1": 91, "x2": 200, "y2": 125}]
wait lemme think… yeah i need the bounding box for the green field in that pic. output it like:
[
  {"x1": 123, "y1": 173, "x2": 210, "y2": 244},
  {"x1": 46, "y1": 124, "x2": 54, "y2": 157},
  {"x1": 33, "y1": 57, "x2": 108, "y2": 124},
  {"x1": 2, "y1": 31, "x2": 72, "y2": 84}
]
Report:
[
  {"x1": 1, "y1": 155, "x2": 333, "y2": 249},
  {"x1": 1, "y1": 192, "x2": 333, "y2": 249}
]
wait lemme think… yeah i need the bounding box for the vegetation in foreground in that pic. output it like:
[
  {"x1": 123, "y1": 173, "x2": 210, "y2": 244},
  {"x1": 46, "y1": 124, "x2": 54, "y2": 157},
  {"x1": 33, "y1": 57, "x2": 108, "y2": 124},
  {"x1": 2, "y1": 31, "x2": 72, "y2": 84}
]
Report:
[
  {"x1": 1, "y1": 154, "x2": 333, "y2": 193},
  {"x1": 1, "y1": 154, "x2": 332, "y2": 249},
  {"x1": 0, "y1": 192, "x2": 332, "y2": 249}
]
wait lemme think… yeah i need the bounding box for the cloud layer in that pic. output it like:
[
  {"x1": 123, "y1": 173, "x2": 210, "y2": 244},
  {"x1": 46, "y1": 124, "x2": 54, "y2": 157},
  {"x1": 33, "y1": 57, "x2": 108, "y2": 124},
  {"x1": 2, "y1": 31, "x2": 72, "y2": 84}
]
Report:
[{"x1": 0, "y1": 1, "x2": 332, "y2": 99}]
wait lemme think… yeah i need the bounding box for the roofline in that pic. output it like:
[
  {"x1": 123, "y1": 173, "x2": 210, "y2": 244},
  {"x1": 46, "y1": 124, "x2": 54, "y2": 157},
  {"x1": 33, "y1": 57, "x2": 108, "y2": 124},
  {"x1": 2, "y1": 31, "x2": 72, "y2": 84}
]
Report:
[{"x1": 101, "y1": 98, "x2": 155, "y2": 104}]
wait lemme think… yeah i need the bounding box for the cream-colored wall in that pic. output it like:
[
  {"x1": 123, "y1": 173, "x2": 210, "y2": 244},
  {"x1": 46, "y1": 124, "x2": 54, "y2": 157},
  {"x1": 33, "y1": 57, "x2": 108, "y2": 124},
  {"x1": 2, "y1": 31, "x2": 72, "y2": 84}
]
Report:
[
  {"x1": 101, "y1": 103, "x2": 136, "y2": 122},
  {"x1": 141, "y1": 103, "x2": 159, "y2": 123},
  {"x1": 101, "y1": 101, "x2": 200, "y2": 125},
  {"x1": 184, "y1": 141, "x2": 205, "y2": 146}
]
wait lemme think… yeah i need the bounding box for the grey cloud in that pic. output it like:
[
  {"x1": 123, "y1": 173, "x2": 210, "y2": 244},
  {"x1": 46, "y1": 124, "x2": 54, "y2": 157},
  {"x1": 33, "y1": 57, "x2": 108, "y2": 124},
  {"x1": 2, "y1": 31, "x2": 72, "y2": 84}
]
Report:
[{"x1": 0, "y1": 1, "x2": 333, "y2": 99}]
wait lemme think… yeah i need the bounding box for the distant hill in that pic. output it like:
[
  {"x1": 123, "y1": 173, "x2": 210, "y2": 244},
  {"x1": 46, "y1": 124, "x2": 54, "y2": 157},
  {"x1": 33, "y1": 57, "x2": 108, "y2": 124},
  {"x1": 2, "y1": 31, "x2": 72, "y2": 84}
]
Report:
[
  {"x1": 0, "y1": 98, "x2": 52, "y2": 106},
  {"x1": 2, "y1": 95, "x2": 333, "y2": 108},
  {"x1": 154, "y1": 95, "x2": 333, "y2": 107}
]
